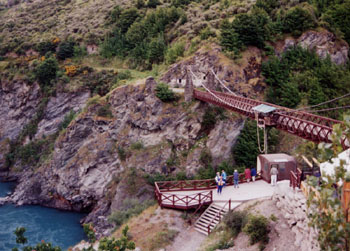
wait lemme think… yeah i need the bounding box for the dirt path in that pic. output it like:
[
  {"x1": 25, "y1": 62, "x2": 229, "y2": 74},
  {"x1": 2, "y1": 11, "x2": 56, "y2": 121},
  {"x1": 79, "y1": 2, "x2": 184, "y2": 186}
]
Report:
[{"x1": 166, "y1": 227, "x2": 206, "y2": 251}]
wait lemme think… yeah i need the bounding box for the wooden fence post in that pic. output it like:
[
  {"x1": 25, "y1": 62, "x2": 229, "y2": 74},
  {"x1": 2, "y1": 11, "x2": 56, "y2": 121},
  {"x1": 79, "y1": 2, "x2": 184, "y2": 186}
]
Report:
[{"x1": 342, "y1": 181, "x2": 350, "y2": 222}]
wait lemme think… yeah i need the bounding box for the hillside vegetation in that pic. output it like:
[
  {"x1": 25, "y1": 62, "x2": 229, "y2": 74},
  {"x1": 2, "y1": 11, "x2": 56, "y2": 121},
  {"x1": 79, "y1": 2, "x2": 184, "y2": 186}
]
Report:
[{"x1": 1, "y1": 1, "x2": 350, "y2": 249}]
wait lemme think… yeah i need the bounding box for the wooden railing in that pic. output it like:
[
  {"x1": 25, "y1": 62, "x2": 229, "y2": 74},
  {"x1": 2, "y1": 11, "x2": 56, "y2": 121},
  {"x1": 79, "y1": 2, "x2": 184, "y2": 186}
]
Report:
[
  {"x1": 207, "y1": 200, "x2": 231, "y2": 235},
  {"x1": 156, "y1": 174, "x2": 250, "y2": 192},
  {"x1": 290, "y1": 168, "x2": 302, "y2": 190},
  {"x1": 155, "y1": 174, "x2": 259, "y2": 209}
]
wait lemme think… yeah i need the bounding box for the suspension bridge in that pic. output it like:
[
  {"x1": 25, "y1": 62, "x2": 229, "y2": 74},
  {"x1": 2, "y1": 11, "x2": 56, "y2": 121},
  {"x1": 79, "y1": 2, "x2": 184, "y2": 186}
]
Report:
[{"x1": 155, "y1": 69, "x2": 350, "y2": 235}]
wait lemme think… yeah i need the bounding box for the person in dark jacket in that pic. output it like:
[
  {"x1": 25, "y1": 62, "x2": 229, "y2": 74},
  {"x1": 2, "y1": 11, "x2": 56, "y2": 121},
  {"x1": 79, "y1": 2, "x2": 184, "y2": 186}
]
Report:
[
  {"x1": 251, "y1": 167, "x2": 257, "y2": 182},
  {"x1": 233, "y1": 170, "x2": 239, "y2": 188}
]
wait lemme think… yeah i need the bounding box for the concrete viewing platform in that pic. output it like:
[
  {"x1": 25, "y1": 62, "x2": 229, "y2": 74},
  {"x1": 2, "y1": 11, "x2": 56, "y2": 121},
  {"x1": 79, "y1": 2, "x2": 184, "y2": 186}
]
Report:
[{"x1": 161, "y1": 180, "x2": 291, "y2": 210}]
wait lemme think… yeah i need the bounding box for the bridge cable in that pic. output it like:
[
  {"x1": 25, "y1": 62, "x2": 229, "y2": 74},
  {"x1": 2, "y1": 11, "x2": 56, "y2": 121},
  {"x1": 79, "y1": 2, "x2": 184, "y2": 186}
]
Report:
[
  {"x1": 296, "y1": 92, "x2": 350, "y2": 111},
  {"x1": 189, "y1": 69, "x2": 238, "y2": 109},
  {"x1": 303, "y1": 105, "x2": 350, "y2": 113},
  {"x1": 255, "y1": 112, "x2": 267, "y2": 154},
  {"x1": 210, "y1": 69, "x2": 238, "y2": 96},
  {"x1": 190, "y1": 69, "x2": 268, "y2": 153}
]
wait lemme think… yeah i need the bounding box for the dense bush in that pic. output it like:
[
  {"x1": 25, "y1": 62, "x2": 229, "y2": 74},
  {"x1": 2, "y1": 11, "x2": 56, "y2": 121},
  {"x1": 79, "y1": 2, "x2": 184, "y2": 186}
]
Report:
[
  {"x1": 35, "y1": 57, "x2": 59, "y2": 86},
  {"x1": 262, "y1": 46, "x2": 350, "y2": 115},
  {"x1": 220, "y1": 9, "x2": 271, "y2": 51},
  {"x1": 223, "y1": 210, "x2": 248, "y2": 235},
  {"x1": 57, "y1": 40, "x2": 75, "y2": 60},
  {"x1": 243, "y1": 215, "x2": 270, "y2": 245},
  {"x1": 36, "y1": 41, "x2": 57, "y2": 56},
  {"x1": 101, "y1": 7, "x2": 183, "y2": 67},
  {"x1": 155, "y1": 83, "x2": 176, "y2": 102},
  {"x1": 282, "y1": 6, "x2": 316, "y2": 36},
  {"x1": 322, "y1": 1, "x2": 350, "y2": 44}
]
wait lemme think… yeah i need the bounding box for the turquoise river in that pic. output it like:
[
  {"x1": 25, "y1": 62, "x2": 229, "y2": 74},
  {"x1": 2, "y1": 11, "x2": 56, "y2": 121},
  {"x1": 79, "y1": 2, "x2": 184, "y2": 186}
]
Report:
[{"x1": 0, "y1": 181, "x2": 86, "y2": 250}]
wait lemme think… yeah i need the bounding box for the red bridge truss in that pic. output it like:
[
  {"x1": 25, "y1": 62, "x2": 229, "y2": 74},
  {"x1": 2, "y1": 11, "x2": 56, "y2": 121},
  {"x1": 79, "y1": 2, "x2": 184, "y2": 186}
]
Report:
[{"x1": 193, "y1": 89, "x2": 349, "y2": 149}]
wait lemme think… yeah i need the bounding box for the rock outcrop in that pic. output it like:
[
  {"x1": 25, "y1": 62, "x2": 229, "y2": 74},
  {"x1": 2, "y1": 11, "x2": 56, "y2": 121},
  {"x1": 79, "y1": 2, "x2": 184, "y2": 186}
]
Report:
[
  {"x1": 8, "y1": 77, "x2": 244, "y2": 237},
  {"x1": 0, "y1": 80, "x2": 41, "y2": 170},
  {"x1": 278, "y1": 30, "x2": 349, "y2": 65},
  {"x1": 35, "y1": 91, "x2": 90, "y2": 139},
  {"x1": 161, "y1": 44, "x2": 265, "y2": 98},
  {"x1": 273, "y1": 186, "x2": 320, "y2": 251}
]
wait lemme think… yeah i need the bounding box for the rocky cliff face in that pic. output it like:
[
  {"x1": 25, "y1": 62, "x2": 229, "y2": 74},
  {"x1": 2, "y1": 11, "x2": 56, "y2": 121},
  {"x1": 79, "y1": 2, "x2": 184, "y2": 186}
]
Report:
[
  {"x1": 0, "y1": 80, "x2": 41, "y2": 170},
  {"x1": 6, "y1": 77, "x2": 243, "y2": 236},
  {"x1": 276, "y1": 30, "x2": 349, "y2": 65},
  {"x1": 161, "y1": 44, "x2": 265, "y2": 98}
]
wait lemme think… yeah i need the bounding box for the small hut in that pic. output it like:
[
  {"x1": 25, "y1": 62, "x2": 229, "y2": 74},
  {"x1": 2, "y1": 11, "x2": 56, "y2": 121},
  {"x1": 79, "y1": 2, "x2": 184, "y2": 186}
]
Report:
[{"x1": 257, "y1": 154, "x2": 297, "y2": 182}]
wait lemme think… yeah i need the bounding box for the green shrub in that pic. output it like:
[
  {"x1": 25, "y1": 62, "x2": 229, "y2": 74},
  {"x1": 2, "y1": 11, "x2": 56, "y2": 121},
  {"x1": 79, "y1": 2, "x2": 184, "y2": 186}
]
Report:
[
  {"x1": 200, "y1": 27, "x2": 216, "y2": 40},
  {"x1": 224, "y1": 211, "x2": 248, "y2": 235},
  {"x1": 165, "y1": 41, "x2": 185, "y2": 64},
  {"x1": 155, "y1": 83, "x2": 176, "y2": 102},
  {"x1": 136, "y1": 0, "x2": 145, "y2": 8},
  {"x1": 97, "y1": 104, "x2": 113, "y2": 118},
  {"x1": 57, "y1": 40, "x2": 75, "y2": 60},
  {"x1": 35, "y1": 57, "x2": 59, "y2": 86},
  {"x1": 73, "y1": 45, "x2": 87, "y2": 58},
  {"x1": 36, "y1": 41, "x2": 57, "y2": 56},
  {"x1": 118, "y1": 146, "x2": 127, "y2": 161},
  {"x1": 116, "y1": 70, "x2": 132, "y2": 81},
  {"x1": 130, "y1": 141, "x2": 144, "y2": 150},
  {"x1": 255, "y1": 0, "x2": 280, "y2": 16},
  {"x1": 282, "y1": 6, "x2": 316, "y2": 36},
  {"x1": 98, "y1": 226, "x2": 135, "y2": 251},
  {"x1": 58, "y1": 110, "x2": 76, "y2": 130},
  {"x1": 149, "y1": 230, "x2": 179, "y2": 250},
  {"x1": 147, "y1": 0, "x2": 160, "y2": 8},
  {"x1": 83, "y1": 223, "x2": 96, "y2": 243},
  {"x1": 108, "y1": 199, "x2": 155, "y2": 229},
  {"x1": 243, "y1": 215, "x2": 270, "y2": 245}
]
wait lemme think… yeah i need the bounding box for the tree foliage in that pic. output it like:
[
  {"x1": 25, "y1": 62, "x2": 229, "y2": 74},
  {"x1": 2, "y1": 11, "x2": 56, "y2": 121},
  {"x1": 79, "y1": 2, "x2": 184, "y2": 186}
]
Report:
[
  {"x1": 12, "y1": 227, "x2": 61, "y2": 251},
  {"x1": 155, "y1": 83, "x2": 177, "y2": 102},
  {"x1": 98, "y1": 226, "x2": 136, "y2": 251},
  {"x1": 262, "y1": 46, "x2": 350, "y2": 113},
  {"x1": 307, "y1": 115, "x2": 350, "y2": 250},
  {"x1": 101, "y1": 6, "x2": 183, "y2": 67},
  {"x1": 232, "y1": 119, "x2": 279, "y2": 168},
  {"x1": 282, "y1": 6, "x2": 316, "y2": 36},
  {"x1": 220, "y1": 9, "x2": 271, "y2": 50},
  {"x1": 35, "y1": 57, "x2": 59, "y2": 86}
]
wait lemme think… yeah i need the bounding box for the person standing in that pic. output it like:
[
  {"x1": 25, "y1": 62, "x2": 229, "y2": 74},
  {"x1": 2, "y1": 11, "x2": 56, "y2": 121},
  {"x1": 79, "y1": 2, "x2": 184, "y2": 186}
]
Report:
[
  {"x1": 217, "y1": 175, "x2": 224, "y2": 194},
  {"x1": 270, "y1": 165, "x2": 278, "y2": 186},
  {"x1": 244, "y1": 168, "x2": 251, "y2": 182},
  {"x1": 215, "y1": 172, "x2": 220, "y2": 185},
  {"x1": 233, "y1": 170, "x2": 239, "y2": 188},
  {"x1": 251, "y1": 167, "x2": 257, "y2": 182},
  {"x1": 221, "y1": 170, "x2": 227, "y2": 187}
]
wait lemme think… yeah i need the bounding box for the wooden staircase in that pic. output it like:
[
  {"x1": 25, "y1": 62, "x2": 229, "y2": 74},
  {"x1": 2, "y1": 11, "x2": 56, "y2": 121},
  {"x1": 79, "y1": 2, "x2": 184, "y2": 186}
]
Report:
[{"x1": 194, "y1": 203, "x2": 229, "y2": 235}]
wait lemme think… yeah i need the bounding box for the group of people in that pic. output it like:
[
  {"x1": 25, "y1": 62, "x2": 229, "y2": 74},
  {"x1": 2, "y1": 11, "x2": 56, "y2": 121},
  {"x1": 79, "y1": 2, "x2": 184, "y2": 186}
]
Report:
[{"x1": 215, "y1": 167, "x2": 257, "y2": 194}]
